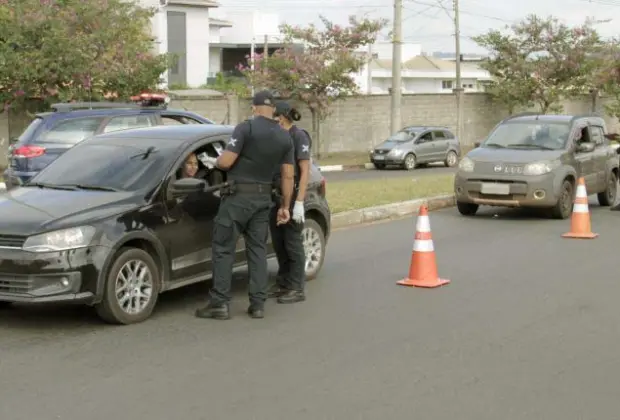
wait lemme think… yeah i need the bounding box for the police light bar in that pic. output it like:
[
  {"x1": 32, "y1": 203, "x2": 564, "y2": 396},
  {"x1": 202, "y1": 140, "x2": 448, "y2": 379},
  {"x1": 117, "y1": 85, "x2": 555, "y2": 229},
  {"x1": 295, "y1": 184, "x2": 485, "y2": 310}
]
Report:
[{"x1": 130, "y1": 92, "x2": 170, "y2": 107}]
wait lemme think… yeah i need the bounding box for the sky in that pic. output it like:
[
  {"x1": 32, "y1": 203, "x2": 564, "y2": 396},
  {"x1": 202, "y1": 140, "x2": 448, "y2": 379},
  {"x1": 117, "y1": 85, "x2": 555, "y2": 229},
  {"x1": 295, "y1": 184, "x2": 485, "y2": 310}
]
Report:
[{"x1": 214, "y1": 0, "x2": 620, "y2": 54}]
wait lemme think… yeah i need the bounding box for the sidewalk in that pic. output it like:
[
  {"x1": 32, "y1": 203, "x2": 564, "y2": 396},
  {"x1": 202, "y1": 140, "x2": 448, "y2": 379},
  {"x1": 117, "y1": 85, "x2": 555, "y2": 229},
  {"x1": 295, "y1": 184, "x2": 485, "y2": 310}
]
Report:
[{"x1": 318, "y1": 162, "x2": 375, "y2": 172}]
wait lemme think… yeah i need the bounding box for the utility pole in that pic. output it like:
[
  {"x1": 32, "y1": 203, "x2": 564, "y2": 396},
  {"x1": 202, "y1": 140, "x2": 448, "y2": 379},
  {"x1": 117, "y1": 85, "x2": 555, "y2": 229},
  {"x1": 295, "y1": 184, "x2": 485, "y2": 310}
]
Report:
[
  {"x1": 453, "y1": 0, "x2": 464, "y2": 143},
  {"x1": 390, "y1": 0, "x2": 403, "y2": 134},
  {"x1": 367, "y1": 43, "x2": 373, "y2": 94}
]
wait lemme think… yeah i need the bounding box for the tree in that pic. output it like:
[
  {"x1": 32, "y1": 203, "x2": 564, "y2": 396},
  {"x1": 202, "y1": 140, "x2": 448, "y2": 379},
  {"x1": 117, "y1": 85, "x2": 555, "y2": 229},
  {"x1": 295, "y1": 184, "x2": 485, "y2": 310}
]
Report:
[
  {"x1": 0, "y1": 0, "x2": 168, "y2": 112},
  {"x1": 240, "y1": 16, "x2": 387, "y2": 157},
  {"x1": 473, "y1": 15, "x2": 603, "y2": 114}
]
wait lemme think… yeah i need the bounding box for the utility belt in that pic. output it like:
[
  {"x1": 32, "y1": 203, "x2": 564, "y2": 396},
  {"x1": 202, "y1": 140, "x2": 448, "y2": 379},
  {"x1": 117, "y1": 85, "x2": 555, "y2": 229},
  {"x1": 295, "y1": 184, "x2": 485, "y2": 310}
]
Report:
[{"x1": 232, "y1": 181, "x2": 273, "y2": 195}]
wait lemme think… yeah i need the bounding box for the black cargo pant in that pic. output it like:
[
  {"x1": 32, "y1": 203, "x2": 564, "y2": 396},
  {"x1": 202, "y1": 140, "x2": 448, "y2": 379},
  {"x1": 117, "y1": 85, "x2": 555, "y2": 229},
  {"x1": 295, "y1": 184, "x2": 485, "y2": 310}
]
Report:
[
  {"x1": 209, "y1": 191, "x2": 272, "y2": 309},
  {"x1": 268, "y1": 198, "x2": 306, "y2": 292}
]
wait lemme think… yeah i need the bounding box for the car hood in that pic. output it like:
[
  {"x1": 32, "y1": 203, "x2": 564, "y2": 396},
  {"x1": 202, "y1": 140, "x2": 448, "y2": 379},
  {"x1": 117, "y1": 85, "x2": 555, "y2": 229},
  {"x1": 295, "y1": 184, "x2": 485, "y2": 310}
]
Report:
[
  {"x1": 0, "y1": 187, "x2": 141, "y2": 236},
  {"x1": 466, "y1": 147, "x2": 565, "y2": 163},
  {"x1": 375, "y1": 140, "x2": 408, "y2": 150}
]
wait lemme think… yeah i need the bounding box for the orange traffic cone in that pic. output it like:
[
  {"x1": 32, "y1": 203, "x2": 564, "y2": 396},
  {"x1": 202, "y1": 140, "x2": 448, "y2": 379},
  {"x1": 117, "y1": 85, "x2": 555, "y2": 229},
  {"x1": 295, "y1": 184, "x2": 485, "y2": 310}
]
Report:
[
  {"x1": 562, "y1": 177, "x2": 598, "y2": 239},
  {"x1": 397, "y1": 204, "x2": 450, "y2": 288}
]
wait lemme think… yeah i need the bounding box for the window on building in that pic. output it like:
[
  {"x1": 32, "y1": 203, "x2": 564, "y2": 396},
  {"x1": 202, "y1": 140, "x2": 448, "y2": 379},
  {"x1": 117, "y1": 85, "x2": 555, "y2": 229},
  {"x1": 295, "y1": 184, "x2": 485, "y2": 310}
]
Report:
[{"x1": 442, "y1": 80, "x2": 453, "y2": 89}]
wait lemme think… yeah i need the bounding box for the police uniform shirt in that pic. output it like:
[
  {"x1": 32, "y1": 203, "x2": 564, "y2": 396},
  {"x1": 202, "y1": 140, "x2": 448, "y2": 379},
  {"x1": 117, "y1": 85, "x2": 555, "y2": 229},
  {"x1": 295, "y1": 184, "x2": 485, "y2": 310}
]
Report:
[
  {"x1": 225, "y1": 116, "x2": 295, "y2": 184},
  {"x1": 289, "y1": 126, "x2": 311, "y2": 180}
]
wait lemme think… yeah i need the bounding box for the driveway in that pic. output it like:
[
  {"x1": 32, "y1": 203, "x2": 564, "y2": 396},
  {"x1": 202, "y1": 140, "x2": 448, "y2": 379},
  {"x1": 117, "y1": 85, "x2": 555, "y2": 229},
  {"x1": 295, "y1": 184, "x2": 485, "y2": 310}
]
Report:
[
  {"x1": 323, "y1": 163, "x2": 456, "y2": 182},
  {"x1": 2, "y1": 201, "x2": 620, "y2": 419}
]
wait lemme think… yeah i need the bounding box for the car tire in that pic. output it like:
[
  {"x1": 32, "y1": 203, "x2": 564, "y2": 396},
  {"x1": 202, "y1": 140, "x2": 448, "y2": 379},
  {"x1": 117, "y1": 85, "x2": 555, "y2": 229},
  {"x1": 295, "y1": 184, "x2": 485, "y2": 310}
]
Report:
[
  {"x1": 551, "y1": 179, "x2": 574, "y2": 220},
  {"x1": 95, "y1": 247, "x2": 161, "y2": 325},
  {"x1": 302, "y1": 218, "x2": 326, "y2": 281},
  {"x1": 456, "y1": 201, "x2": 478, "y2": 216},
  {"x1": 403, "y1": 153, "x2": 416, "y2": 171},
  {"x1": 598, "y1": 171, "x2": 618, "y2": 206},
  {"x1": 373, "y1": 163, "x2": 386, "y2": 170},
  {"x1": 0, "y1": 301, "x2": 13, "y2": 309},
  {"x1": 445, "y1": 151, "x2": 458, "y2": 167}
]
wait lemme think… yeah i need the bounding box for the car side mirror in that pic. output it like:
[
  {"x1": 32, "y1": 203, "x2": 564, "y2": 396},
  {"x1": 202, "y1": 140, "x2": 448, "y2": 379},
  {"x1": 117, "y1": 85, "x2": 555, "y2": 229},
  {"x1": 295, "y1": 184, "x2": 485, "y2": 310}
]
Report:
[
  {"x1": 170, "y1": 177, "x2": 206, "y2": 198},
  {"x1": 576, "y1": 142, "x2": 595, "y2": 153}
]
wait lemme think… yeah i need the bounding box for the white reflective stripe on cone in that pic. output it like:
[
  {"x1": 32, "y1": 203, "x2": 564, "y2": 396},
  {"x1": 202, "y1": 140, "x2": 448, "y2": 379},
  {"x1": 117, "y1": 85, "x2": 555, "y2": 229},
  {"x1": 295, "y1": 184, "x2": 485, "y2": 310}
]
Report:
[
  {"x1": 413, "y1": 239, "x2": 434, "y2": 252},
  {"x1": 416, "y1": 215, "x2": 431, "y2": 232},
  {"x1": 576, "y1": 185, "x2": 588, "y2": 198},
  {"x1": 573, "y1": 203, "x2": 589, "y2": 213}
]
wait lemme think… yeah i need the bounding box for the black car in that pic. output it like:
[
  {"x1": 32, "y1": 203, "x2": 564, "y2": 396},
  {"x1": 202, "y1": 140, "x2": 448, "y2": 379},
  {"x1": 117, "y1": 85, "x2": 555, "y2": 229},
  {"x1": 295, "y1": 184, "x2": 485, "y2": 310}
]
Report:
[
  {"x1": 0, "y1": 125, "x2": 331, "y2": 324},
  {"x1": 4, "y1": 99, "x2": 215, "y2": 189}
]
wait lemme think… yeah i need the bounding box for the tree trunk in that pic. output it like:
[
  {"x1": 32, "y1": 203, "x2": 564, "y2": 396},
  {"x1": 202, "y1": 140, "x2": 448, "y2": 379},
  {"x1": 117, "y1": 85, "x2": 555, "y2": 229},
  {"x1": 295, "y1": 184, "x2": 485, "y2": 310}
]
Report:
[
  {"x1": 591, "y1": 89, "x2": 598, "y2": 113},
  {"x1": 540, "y1": 101, "x2": 549, "y2": 114},
  {"x1": 310, "y1": 108, "x2": 321, "y2": 159}
]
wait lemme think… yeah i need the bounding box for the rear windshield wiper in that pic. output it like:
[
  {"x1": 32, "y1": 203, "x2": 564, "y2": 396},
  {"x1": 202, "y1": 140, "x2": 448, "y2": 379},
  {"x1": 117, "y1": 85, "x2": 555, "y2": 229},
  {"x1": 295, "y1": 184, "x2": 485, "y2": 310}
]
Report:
[
  {"x1": 130, "y1": 146, "x2": 158, "y2": 160},
  {"x1": 24, "y1": 182, "x2": 77, "y2": 191},
  {"x1": 484, "y1": 143, "x2": 506, "y2": 148},
  {"x1": 71, "y1": 184, "x2": 120, "y2": 192}
]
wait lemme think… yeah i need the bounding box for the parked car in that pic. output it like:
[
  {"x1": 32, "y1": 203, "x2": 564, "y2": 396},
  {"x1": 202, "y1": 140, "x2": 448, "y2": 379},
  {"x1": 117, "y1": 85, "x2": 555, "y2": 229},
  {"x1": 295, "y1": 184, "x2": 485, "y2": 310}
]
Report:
[
  {"x1": 369, "y1": 125, "x2": 461, "y2": 170},
  {"x1": 4, "y1": 97, "x2": 215, "y2": 189},
  {"x1": 0, "y1": 125, "x2": 331, "y2": 324},
  {"x1": 454, "y1": 113, "x2": 619, "y2": 219}
]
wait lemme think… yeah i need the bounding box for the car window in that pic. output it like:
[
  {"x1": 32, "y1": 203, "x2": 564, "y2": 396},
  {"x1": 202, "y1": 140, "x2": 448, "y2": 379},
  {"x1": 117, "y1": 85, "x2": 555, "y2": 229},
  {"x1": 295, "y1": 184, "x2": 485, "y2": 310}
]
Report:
[
  {"x1": 161, "y1": 115, "x2": 203, "y2": 125},
  {"x1": 433, "y1": 130, "x2": 446, "y2": 140},
  {"x1": 590, "y1": 126, "x2": 605, "y2": 146},
  {"x1": 30, "y1": 142, "x2": 169, "y2": 191},
  {"x1": 444, "y1": 130, "x2": 455, "y2": 139},
  {"x1": 417, "y1": 132, "x2": 433, "y2": 142},
  {"x1": 388, "y1": 131, "x2": 414, "y2": 142},
  {"x1": 483, "y1": 121, "x2": 570, "y2": 150},
  {"x1": 103, "y1": 115, "x2": 154, "y2": 133},
  {"x1": 40, "y1": 117, "x2": 104, "y2": 144},
  {"x1": 17, "y1": 117, "x2": 44, "y2": 142}
]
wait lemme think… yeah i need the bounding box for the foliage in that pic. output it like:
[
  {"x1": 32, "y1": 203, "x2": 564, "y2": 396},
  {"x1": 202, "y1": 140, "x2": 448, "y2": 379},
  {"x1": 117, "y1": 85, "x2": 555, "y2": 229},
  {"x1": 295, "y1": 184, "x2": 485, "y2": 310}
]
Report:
[
  {"x1": 206, "y1": 72, "x2": 251, "y2": 97},
  {"x1": 0, "y1": 0, "x2": 168, "y2": 112},
  {"x1": 473, "y1": 15, "x2": 603, "y2": 114},
  {"x1": 241, "y1": 15, "x2": 387, "y2": 121}
]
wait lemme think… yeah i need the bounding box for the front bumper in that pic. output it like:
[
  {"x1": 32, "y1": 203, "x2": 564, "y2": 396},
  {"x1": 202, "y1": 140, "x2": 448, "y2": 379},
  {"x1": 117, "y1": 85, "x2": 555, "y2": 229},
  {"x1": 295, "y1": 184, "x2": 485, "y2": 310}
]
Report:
[
  {"x1": 0, "y1": 245, "x2": 110, "y2": 304},
  {"x1": 369, "y1": 153, "x2": 405, "y2": 165},
  {"x1": 454, "y1": 172, "x2": 560, "y2": 207}
]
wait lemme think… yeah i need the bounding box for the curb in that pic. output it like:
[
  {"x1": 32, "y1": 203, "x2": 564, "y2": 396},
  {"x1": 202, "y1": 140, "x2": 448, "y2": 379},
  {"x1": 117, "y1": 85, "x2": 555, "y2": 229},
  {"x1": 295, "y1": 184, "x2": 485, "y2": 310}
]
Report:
[
  {"x1": 319, "y1": 163, "x2": 375, "y2": 172},
  {"x1": 331, "y1": 194, "x2": 455, "y2": 229}
]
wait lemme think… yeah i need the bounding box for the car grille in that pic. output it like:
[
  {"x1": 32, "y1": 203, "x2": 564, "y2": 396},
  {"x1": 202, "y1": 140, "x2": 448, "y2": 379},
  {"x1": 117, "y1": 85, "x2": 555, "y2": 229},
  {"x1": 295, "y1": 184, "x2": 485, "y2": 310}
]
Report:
[
  {"x1": 0, "y1": 235, "x2": 27, "y2": 248},
  {"x1": 374, "y1": 149, "x2": 389, "y2": 155},
  {"x1": 0, "y1": 276, "x2": 32, "y2": 294}
]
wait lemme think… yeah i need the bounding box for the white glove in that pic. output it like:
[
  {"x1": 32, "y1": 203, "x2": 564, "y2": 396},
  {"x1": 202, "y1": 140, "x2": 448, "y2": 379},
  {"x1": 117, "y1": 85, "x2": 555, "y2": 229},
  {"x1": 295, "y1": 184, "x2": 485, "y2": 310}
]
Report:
[
  {"x1": 292, "y1": 201, "x2": 305, "y2": 224},
  {"x1": 197, "y1": 152, "x2": 218, "y2": 169}
]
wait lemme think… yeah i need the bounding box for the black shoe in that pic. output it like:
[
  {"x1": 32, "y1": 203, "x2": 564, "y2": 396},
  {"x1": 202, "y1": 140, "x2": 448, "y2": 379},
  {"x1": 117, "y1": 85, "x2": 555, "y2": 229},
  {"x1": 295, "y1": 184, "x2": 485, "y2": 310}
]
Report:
[
  {"x1": 247, "y1": 306, "x2": 265, "y2": 319},
  {"x1": 276, "y1": 290, "x2": 306, "y2": 304},
  {"x1": 268, "y1": 283, "x2": 288, "y2": 298},
  {"x1": 195, "y1": 303, "x2": 230, "y2": 320}
]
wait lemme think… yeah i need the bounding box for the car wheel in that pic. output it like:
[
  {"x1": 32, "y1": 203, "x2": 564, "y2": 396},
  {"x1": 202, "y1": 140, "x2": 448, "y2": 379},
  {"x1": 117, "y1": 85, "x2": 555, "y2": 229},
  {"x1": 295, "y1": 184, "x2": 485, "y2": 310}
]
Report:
[
  {"x1": 373, "y1": 163, "x2": 386, "y2": 170},
  {"x1": 95, "y1": 247, "x2": 161, "y2": 325},
  {"x1": 445, "y1": 151, "x2": 458, "y2": 167},
  {"x1": 598, "y1": 171, "x2": 617, "y2": 206},
  {"x1": 551, "y1": 179, "x2": 574, "y2": 219},
  {"x1": 456, "y1": 201, "x2": 478, "y2": 216},
  {"x1": 403, "y1": 153, "x2": 416, "y2": 171},
  {"x1": 302, "y1": 218, "x2": 326, "y2": 281},
  {"x1": 0, "y1": 301, "x2": 13, "y2": 309}
]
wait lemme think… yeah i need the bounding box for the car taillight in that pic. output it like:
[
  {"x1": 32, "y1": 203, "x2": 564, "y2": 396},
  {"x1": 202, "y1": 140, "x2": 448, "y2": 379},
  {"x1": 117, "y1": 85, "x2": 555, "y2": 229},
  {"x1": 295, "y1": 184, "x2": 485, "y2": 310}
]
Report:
[
  {"x1": 12, "y1": 145, "x2": 46, "y2": 158},
  {"x1": 319, "y1": 177, "x2": 326, "y2": 196}
]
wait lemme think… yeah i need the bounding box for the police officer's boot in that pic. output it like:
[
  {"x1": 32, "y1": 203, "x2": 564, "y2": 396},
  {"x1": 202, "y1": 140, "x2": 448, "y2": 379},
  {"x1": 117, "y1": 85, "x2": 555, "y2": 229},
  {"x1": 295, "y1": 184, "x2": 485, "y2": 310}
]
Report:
[
  {"x1": 195, "y1": 303, "x2": 230, "y2": 320},
  {"x1": 276, "y1": 290, "x2": 306, "y2": 304},
  {"x1": 268, "y1": 275, "x2": 288, "y2": 298},
  {"x1": 247, "y1": 306, "x2": 265, "y2": 319}
]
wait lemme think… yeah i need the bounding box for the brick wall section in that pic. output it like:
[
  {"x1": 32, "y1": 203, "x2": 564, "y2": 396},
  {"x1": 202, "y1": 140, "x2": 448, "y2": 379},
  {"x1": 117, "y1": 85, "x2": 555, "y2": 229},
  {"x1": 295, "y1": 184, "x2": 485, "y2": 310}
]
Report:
[{"x1": 2, "y1": 94, "x2": 620, "y2": 161}]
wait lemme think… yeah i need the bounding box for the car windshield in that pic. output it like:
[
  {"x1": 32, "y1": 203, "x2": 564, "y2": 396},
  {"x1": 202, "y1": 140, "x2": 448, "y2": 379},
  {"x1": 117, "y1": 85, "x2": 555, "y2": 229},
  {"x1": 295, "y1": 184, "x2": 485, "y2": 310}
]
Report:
[
  {"x1": 483, "y1": 121, "x2": 570, "y2": 150},
  {"x1": 388, "y1": 131, "x2": 416, "y2": 142},
  {"x1": 28, "y1": 143, "x2": 168, "y2": 191}
]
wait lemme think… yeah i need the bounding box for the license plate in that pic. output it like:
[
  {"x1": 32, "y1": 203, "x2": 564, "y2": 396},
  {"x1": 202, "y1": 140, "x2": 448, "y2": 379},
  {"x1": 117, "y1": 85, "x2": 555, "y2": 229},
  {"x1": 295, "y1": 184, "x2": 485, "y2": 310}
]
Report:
[
  {"x1": 374, "y1": 155, "x2": 385, "y2": 160},
  {"x1": 481, "y1": 183, "x2": 510, "y2": 195}
]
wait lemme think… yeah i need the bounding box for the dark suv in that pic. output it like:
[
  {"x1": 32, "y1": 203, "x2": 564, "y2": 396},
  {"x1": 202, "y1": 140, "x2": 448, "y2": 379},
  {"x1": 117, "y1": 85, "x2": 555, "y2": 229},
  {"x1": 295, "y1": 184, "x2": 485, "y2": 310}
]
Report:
[
  {"x1": 0, "y1": 125, "x2": 331, "y2": 325},
  {"x1": 4, "y1": 101, "x2": 214, "y2": 189}
]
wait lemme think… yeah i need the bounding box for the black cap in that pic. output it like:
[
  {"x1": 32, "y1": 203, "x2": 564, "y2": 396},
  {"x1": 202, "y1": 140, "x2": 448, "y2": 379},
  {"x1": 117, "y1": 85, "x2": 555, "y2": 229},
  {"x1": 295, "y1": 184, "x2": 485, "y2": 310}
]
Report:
[
  {"x1": 252, "y1": 90, "x2": 275, "y2": 106},
  {"x1": 274, "y1": 101, "x2": 292, "y2": 117}
]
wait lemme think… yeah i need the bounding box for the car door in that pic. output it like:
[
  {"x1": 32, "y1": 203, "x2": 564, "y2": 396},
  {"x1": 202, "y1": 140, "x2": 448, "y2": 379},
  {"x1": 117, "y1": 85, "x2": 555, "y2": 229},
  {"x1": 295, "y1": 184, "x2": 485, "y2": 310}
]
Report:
[
  {"x1": 589, "y1": 125, "x2": 609, "y2": 192},
  {"x1": 573, "y1": 124, "x2": 597, "y2": 193},
  {"x1": 431, "y1": 130, "x2": 450, "y2": 159},
  {"x1": 412, "y1": 131, "x2": 434, "y2": 163}
]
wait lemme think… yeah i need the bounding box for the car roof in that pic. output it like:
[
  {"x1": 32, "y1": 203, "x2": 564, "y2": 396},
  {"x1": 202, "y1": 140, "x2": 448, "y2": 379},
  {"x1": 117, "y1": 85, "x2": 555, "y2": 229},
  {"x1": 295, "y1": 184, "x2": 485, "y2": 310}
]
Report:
[
  {"x1": 503, "y1": 114, "x2": 605, "y2": 124},
  {"x1": 403, "y1": 125, "x2": 451, "y2": 131},
  {"x1": 87, "y1": 124, "x2": 234, "y2": 145},
  {"x1": 34, "y1": 107, "x2": 205, "y2": 120}
]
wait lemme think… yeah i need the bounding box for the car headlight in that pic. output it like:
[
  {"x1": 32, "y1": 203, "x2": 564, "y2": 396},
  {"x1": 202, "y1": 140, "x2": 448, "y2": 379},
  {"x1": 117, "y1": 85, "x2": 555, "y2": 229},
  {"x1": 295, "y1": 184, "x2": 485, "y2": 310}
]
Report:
[
  {"x1": 388, "y1": 148, "x2": 406, "y2": 157},
  {"x1": 458, "y1": 157, "x2": 475, "y2": 172},
  {"x1": 523, "y1": 160, "x2": 561, "y2": 176},
  {"x1": 22, "y1": 226, "x2": 97, "y2": 252}
]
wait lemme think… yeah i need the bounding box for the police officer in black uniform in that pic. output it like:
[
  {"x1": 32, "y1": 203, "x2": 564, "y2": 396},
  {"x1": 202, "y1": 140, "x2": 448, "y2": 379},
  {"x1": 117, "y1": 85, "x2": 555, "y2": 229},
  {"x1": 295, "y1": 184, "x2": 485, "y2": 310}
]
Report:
[
  {"x1": 195, "y1": 90, "x2": 296, "y2": 320},
  {"x1": 268, "y1": 101, "x2": 312, "y2": 304}
]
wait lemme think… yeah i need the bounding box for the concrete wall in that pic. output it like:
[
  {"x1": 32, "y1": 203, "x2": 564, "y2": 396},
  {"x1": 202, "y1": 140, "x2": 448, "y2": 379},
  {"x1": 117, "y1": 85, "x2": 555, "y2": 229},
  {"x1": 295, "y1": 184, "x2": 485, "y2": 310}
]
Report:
[{"x1": 2, "y1": 93, "x2": 619, "y2": 166}]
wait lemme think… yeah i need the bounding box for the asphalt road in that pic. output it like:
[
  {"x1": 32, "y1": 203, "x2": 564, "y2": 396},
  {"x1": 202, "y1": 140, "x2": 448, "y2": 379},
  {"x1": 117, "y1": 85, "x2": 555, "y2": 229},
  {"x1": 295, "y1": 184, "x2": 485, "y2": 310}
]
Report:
[
  {"x1": 323, "y1": 163, "x2": 456, "y2": 182},
  {"x1": 3, "y1": 201, "x2": 620, "y2": 419}
]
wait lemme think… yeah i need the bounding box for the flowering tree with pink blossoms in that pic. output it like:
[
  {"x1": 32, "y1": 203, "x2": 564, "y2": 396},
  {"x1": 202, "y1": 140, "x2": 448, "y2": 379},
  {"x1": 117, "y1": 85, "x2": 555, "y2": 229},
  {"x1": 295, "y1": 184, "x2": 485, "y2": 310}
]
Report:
[
  {"x1": 241, "y1": 16, "x2": 387, "y2": 156},
  {"x1": 0, "y1": 0, "x2": 168, "y2": 112}
]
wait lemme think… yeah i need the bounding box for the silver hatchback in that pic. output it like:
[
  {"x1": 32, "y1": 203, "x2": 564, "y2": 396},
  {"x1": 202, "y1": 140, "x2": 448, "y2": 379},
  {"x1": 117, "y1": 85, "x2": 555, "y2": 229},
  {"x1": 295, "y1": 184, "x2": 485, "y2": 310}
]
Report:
[{"x1": 369, "y1": 126, "x2": 461, "y2": 170}]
